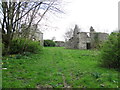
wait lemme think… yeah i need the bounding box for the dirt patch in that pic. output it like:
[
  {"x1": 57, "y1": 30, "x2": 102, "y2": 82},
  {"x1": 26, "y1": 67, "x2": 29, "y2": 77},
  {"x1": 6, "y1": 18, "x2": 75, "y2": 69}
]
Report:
[
  {"x1": 62, "y1": 74, "x2": 71, "y2": 88},
  {"x1": 36, "y1": 84, "x2": 53, "y2": 89}
]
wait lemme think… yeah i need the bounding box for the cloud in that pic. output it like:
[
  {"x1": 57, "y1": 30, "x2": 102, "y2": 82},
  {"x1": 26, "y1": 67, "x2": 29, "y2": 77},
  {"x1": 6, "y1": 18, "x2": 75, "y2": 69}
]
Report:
[{"x1": 43, "y1": 0, "x2": 119, "y2": 41}]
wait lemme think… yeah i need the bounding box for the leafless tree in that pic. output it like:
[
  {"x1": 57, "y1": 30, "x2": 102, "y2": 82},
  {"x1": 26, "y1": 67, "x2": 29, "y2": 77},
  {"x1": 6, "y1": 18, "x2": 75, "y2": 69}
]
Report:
[
  {"x1": 51, "y1": 36, "x2": 56, "y2": 41},
  {"x1": 64, "y1": 28, "x2": 74, "y2": 41},
  {"x1": 0, "y1": 0, "x2": 63, "y2": 53},
  {"x1": 64, "y1": 24, "x2": 81, "y2": 41}
]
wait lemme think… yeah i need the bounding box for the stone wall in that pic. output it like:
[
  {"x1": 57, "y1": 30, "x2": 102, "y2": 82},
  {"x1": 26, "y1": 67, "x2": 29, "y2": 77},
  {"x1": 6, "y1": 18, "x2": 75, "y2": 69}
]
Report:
[
  {"x1": 65, "y1": 35, "x2": 79, "y2": 49},
  {"x1": 55, "y1": 41, "x2": 65, "y2": 47},
  {"x1": 65, "y1": 38, "x2": 74, "y2": 49},
  {"x1": 77, "y1": 32, "x2": 87, "y2": 49},
  {"x1": 90, "y1": 32, "x2": 108, "y2": 48},
  {"x1": 34, "y1": 31, "x2": 44, "y2": 46}
]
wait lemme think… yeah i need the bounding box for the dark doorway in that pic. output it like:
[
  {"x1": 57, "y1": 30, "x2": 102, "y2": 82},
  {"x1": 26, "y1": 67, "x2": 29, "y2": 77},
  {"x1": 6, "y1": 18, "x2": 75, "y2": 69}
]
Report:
[{"x1": 86, "y1": 43, "x2": 91, "y2": 49}]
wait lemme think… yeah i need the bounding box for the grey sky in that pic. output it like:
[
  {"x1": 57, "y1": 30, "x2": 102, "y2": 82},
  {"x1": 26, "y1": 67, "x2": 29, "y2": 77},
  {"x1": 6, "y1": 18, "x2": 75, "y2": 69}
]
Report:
[
  {"x1": 42, "y1": 0, "x2": 119, "y2": 41},
  {"x1": 0, "y1": 0, "x2": 119, "y2": 41}
]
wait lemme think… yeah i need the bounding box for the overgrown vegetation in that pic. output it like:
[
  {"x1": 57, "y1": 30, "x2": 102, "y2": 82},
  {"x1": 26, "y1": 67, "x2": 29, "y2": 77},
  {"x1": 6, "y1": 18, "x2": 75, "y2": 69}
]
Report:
[
  {"x1": 92, "y1": 33, "x2": 104, "y2": 49},
  {"x1": 44, "y1": 40, "x2": 56, "y2": 47},
  {"x1": 100, "y1": 32, "x2": 120, "y2": 70},
  {"x1": 94, "y1": 33, "x2": 100, "y2": 48},
  {"x1": 3, "y1": 47, "x2": 118, "y2": 88},
  {"x1": 2, "y1": 38, "x2": 42, "y2": 55}
]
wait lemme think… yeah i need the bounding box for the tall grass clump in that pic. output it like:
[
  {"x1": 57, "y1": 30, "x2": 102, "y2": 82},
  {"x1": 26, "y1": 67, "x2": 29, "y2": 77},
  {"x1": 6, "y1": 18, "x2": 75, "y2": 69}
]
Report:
[{"x1": 100, "y1": 32, "x2": 120, "y2": 70}]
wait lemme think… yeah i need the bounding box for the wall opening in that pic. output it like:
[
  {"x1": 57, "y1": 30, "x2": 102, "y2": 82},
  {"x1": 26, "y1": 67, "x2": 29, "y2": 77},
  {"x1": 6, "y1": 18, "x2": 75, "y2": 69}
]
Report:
[
  {"x1": 86, "y1": 43, "x2": 91, "y2": 49},
  {"x1": 87, "y1": 33, "x2": 90, "y2": 37}
]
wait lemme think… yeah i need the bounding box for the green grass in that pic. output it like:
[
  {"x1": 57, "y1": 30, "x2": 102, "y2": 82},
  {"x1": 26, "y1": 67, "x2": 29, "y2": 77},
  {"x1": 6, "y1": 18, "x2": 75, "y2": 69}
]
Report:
[{"x1": 2, "y1": 47, "x2": 119, "y2": 88}]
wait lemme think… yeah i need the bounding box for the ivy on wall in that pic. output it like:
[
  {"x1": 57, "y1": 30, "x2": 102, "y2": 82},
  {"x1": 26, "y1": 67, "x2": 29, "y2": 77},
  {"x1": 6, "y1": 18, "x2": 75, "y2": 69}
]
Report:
[{"x1": 93, "y1": 33, "x2": 100, "y2": 48}]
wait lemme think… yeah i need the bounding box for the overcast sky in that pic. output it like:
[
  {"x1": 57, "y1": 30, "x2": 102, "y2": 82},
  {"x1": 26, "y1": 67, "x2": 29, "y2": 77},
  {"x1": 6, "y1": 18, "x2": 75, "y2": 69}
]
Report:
[{"x1": 42, "y1": 0, "x2": 119, "y2": 41}]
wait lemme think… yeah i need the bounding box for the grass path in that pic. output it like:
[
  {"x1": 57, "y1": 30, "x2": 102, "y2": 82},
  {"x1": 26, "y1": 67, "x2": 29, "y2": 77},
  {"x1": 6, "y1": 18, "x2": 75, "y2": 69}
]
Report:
[{"x1": 2, "y1": 47, "x2": 119, "y2": 88}]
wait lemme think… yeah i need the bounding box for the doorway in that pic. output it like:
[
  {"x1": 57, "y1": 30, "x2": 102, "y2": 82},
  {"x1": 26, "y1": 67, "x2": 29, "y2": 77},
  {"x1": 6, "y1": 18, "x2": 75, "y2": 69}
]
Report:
[{"x1": 86, "y1": 43, "x2": 91, "y2": 49}]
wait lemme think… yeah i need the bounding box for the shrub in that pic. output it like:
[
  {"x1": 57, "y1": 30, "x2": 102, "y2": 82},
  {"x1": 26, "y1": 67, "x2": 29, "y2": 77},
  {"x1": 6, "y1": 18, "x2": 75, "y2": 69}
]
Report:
[
  {"x1": 44, "y1": 40, "x2": 55, "y2": 47},
  {"x1": 24, "y1": 40, "x2": 42, "y2": 53},
  {"x1": 9, "y1": 38, "x2": 42, "y2": 54},
  {"x1": 100, "y1": 32, "x2": 120, "y2": 70}
]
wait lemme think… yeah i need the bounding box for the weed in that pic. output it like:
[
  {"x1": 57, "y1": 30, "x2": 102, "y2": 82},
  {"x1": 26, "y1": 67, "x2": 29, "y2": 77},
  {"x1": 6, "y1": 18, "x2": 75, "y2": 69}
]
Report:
[{"x1": 2, "y1": 47, "x2": 119, "y2": 88}]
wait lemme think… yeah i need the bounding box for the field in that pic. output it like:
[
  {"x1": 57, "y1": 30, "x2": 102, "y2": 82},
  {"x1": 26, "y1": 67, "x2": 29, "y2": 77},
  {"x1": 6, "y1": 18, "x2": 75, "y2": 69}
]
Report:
[{"x1": 2, "y1": 47, "x2": 119, "y2": 88}]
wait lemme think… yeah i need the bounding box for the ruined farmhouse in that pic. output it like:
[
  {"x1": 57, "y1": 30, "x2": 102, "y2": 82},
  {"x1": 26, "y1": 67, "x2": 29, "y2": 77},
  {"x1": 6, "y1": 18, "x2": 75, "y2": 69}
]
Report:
[{"x1": 65, "y1": 25, "x2": 108, "y2": 49}]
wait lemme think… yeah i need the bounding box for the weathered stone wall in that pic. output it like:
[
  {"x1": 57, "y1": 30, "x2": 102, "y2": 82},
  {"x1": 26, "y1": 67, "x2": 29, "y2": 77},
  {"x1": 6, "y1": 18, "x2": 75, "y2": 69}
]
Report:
[
  {"x1": 90, "y1": 32, "x2": 108, "y2": 48},
  {"x1": 34, "y1": 31, "x2": 44, "y2": 46},
  {"x1": 65, "y1": 38, "x2": 74, "y2": 49},
  {"x1": 77, "y1": 32, "x2": 89, "y2": 49},
  {"x1": 55, "y1": 41, "x2": 65, "y2": 47},
  {"x1": 65, "y1": 34, "x2": 80, "y2": 49},
  {"x1": 97, "y1": 33, "x2": 108, "y2": 41}
]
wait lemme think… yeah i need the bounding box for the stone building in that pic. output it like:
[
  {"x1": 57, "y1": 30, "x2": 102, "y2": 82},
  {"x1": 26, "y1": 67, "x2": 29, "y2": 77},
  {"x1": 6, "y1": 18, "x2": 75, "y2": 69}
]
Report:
[
  {"x1": 65, "y1": 26, "x2": 108, "y2": 49},
  {"x1": 32, "y1": 30, "x2": 43, "y2": 46},
  {"x1": 24, "y1": 25, "x2": 44, "y2": 46},
  {"x1": 55, "y1": 41, "x2": 65, "y2": 47}
]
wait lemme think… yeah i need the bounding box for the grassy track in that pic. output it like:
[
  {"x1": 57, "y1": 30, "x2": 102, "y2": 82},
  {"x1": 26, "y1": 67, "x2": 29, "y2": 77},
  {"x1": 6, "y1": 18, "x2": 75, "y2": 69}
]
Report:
[{"x1": 2, "y1": 47, "x2": 119, "y2": 88}]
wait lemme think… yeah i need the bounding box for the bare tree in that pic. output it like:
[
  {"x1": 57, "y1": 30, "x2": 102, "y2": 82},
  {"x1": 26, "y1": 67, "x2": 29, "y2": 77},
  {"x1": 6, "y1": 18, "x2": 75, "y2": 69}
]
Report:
[
  {"x1": 51, "y1": 36, "x2": 56, "y2": 41},
  {"x1": 0, "y1": 0, "x2": 63, "y2": 53},
  {"x1": 64, "y1": 24, "x2": 81, "y2": 41},
  {"x1": 64, "y1": 28, "x2": 74, "y2": 41}
]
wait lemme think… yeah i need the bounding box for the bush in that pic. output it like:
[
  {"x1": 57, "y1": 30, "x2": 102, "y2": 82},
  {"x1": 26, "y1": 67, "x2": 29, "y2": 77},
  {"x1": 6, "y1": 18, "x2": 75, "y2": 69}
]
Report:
[
  {"x1": 44, "y1": 40, "x2": 55, "y2": 47},
  {"x1": 100, "y1": 32, "x2": 120, "y2": 70},
  {"x1": 9, "y1": 38, "x2": 42, "y2": 54}
]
